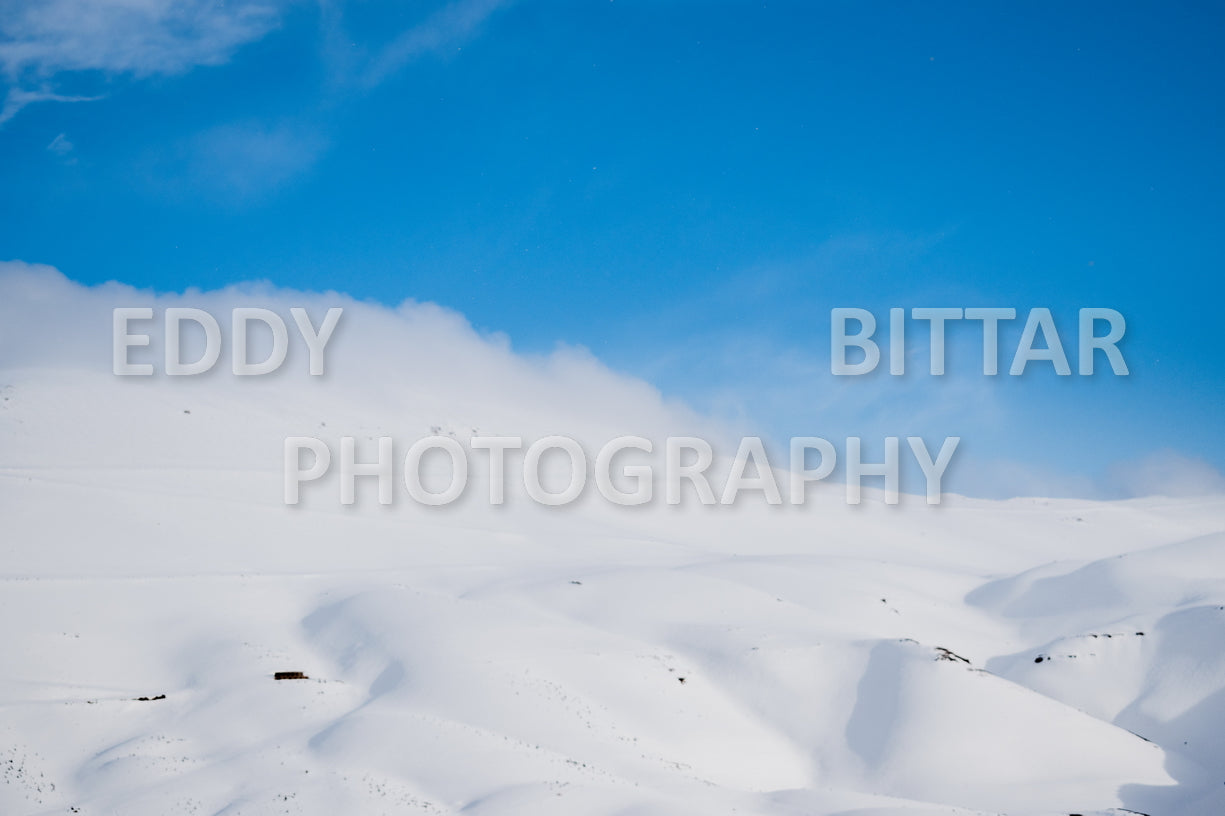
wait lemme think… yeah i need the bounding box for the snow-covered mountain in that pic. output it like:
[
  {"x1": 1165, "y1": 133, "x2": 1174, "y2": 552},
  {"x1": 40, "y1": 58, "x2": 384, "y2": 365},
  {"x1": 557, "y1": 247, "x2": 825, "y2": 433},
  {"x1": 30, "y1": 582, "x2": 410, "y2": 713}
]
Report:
[{"x1": 2, "y1": 265, "x2": 1224, "y2": 815}]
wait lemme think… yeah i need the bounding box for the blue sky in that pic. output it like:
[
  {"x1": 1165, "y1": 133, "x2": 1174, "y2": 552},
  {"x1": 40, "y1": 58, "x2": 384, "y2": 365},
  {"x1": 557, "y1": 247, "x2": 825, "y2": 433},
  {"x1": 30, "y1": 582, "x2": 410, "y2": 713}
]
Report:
[{"x1": 2, "y1": 0, "x2": 1223, "y2": 497}]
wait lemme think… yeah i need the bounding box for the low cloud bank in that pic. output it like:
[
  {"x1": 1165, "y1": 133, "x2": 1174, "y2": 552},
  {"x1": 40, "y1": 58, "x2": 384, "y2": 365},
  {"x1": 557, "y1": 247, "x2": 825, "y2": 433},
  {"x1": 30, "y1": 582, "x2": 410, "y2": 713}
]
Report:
[{"x1": 2, "y1": 260, "x2": 1222, "y2": 502}]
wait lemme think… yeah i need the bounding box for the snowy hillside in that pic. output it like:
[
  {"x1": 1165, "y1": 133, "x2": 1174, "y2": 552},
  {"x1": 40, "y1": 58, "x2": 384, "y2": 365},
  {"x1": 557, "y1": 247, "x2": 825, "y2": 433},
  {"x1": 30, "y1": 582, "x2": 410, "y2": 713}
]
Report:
[{"x1": 2, "y1": 268, "x2": 1225, "y2": 815}]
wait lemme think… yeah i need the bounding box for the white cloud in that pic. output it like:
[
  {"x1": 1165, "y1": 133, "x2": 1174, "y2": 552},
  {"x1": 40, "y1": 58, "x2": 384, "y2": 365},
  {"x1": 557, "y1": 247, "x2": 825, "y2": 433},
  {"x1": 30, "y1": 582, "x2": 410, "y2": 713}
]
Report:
[
  {"x1": 0, "y1": 0, "x2": 287, "y2": 80},
  {"x1": 1, "y1": 0, "x2": 508, "y2": 186},
  {"x1": 955, "y1": 457, "x2": 1104, "y2": 501},
  {"x1": 45, "y1": 130, "x2": 71, "y2": 153},
  {"x1": 0, "y1": 86, "x2": 100, "y2": 124},
  {"x1": 5, "y1": 261, "x2": 1218, "y2": 501},
  {"x1": 1108, "y1": 449, "x2": 1225, "y2": 498},
  {"x1": 359, "y1": 0, "x2": 509, "y2": 88},
  {"x1": 0, "y1": 0, "x2": 290, "y2": 125},
  {"x1": 0, "y1": 0, "x2": 509, "y2": 103},
  {"x1": 181, "y1": 119, "x2": 329, "y2": 200},
  {"x1": 0, "y1": 261, "x2": 726, "y2": 458},
  {"x1": 126, "y1": 117, "x2": 328, "y2": 203}
]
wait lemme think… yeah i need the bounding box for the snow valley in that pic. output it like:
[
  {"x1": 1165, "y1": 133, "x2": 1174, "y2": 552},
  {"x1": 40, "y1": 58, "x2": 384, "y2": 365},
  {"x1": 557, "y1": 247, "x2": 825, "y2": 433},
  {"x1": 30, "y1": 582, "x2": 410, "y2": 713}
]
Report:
[{"x1": 1, "y1": 265, "x2": 1223, "y2": 816}]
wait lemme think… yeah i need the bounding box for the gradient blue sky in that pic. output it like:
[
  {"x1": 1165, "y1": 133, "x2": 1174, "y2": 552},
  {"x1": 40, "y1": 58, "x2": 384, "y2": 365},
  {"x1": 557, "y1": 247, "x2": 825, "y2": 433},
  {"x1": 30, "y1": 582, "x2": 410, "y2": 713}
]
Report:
[{"x1": 2, "y1": 0, "x2": 1223, "y2": 497}]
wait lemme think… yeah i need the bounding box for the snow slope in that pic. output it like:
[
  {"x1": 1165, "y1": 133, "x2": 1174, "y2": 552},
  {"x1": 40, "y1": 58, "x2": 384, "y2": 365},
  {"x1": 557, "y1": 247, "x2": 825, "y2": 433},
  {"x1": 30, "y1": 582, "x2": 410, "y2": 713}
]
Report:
[{"x1": 2, "y1": 268, "x2": 1225, "y2": 815}]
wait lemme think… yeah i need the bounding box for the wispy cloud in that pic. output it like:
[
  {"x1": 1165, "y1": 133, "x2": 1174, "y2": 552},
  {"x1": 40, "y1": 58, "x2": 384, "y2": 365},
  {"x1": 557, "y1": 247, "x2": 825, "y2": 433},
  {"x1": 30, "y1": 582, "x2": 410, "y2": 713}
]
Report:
[
  {"x1": 192, "y1": 119, "x2": 328, "y2": 197},
  {"x1": 0, "y1": 0, "x2": 287, "y2": 79},
  {"x1": 1108, "y1": 450, "x2": 1225, "y2": 498},
  {"x1": 359, "y1": 0, "x2": 509, "y2": 89},
  {"x1": 44, "y1": 129, "x2": 78, "y2": 164},
  {"x1": 0, "y1": 0, "x2": 290, "y2": 126},
  {"x1": 0, "y1": 0, "x2": 509, "y2": 105},
  {"x1": 45, "y1": 131, "x2": 71, "y2": 154},
  {"x1": 141, "y1": 118, "x2": 329, "y2": 203},
  {"x1": 2, "y1": 0, "x2": 510, "y2": 195},
  {"x1": 0, "y1": 86, "x2": 100, "y2": 125}
]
